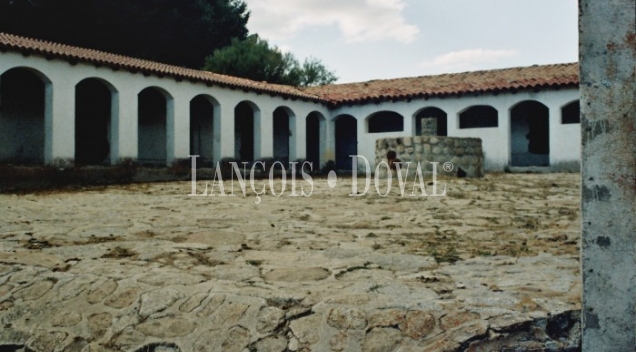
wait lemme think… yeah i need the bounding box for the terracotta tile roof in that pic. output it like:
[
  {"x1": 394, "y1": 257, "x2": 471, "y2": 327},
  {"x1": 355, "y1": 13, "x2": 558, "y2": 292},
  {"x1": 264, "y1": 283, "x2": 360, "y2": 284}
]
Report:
[
  {"x1": 0, "y1": 32, "x2": 579, "y2": 106},
  {"x1": 0, "y1": 32, "x2": 320, "y2": 101},
  {"x1": 302, "y1": 63, "x2": 579, "y2": 106}
]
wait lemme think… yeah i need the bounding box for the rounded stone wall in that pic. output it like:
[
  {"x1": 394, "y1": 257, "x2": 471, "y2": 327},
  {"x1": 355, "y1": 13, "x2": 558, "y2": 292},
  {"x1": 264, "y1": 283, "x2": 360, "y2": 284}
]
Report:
[{"x1": 375, "y1": 136, "x2": 484, "y2": 178}]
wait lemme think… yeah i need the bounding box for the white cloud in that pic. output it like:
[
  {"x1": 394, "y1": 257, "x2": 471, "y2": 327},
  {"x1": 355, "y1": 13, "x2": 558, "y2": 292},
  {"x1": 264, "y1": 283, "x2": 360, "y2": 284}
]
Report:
[
  {"x1": 278, "y1": 44, "x2": 292, "y2": 53},
  {"x1": 244, "y1": 0, "x2": 419, "y2": 43},
  {"x1": 419, "y1": 49, "x2": 519, "y2": 73}
]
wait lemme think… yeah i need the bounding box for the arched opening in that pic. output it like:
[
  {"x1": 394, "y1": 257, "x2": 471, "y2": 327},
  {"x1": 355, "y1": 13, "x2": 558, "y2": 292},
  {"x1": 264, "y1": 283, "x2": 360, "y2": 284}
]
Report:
[
  {"x1": 138, "y1": 87, "x2": 170, "y2": 165},
  {"x1": 459, "y1": 105, "x2": 498, "y2": 129},
  {"x1": 306, "y1": 112, "x2": 326, "y2": 170},
  {"x1": 0, "y1": 67, "x2": 48, "y2": 164},
  {"x1": 75, "y1": 78, "x2": 114, "y2": 165},
  {"x1": 235, "y1": 101, "x2": 257, "y2": 162},
  {"x1": 367, "y1": 111, "x2": 403, "y2": 133},
  {"x1": 415, "y1": 107, "x2": 447, "y2": 136},
  {"x1": 335, "y1": 115, "x2": 357, "y2": 170},
  {"x1": 190, "y1": 95, "x2": 217, "y2": 166},
  {"x1": 510, "y1": 101, "x2": 550, "y2": 167},
  {"x1": 273, "y1": 107, "x2": 296, "y2": 164},
  {"x1": 562, "y1": 101, "x2": 580, "y2": 124}
]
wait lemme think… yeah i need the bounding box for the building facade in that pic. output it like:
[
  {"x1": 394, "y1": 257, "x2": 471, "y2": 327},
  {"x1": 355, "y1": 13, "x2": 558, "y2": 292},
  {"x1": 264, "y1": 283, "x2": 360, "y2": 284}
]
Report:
[{"x1": 0, "y1": 32, "x2": 580, "y2": 172}]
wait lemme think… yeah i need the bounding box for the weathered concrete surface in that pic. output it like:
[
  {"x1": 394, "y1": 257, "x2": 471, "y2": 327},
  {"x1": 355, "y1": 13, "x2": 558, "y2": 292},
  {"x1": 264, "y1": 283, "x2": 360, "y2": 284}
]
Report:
[
  {"x1": 579, "y1": 0, "x2": 636, "y2": 350},
  {"x1": 0, "y1": 175, "x2": 582, "y2": 351}
]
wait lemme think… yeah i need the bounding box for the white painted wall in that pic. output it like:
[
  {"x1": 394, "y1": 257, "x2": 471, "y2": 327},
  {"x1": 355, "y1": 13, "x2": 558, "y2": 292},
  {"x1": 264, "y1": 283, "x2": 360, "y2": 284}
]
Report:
[
  {"x1": 0, "y1": 52, "x2": 329, "y2": 166},
  {"x1": 330, "y1": 89, "x2": 580, "y2": 171},
  {"x1": 550, "y1": 100, "x2": 582, "y2": 170},
  {"x1": 0, "y1": 51, "x2": 580, "y2": 171}
]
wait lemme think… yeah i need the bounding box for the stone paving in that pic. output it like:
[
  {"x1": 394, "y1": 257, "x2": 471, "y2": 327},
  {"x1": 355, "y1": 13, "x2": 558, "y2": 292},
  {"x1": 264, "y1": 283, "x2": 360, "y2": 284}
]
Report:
[{"x1": 0, "y1": 173, "x2": 581, "y2": 351}]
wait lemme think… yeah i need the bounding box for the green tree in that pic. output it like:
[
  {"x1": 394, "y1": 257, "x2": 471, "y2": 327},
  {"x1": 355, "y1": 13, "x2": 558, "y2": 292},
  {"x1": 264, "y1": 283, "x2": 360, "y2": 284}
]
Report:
[
  {"x1": 299, "y1": 57, "x2": 339, "y2": 87},
  {"x1": 0, "y1": 0, "x2": 250, "y2": 69},
  {"x1": 204, "y1": 34, "x2": 337, "y2": 86}
]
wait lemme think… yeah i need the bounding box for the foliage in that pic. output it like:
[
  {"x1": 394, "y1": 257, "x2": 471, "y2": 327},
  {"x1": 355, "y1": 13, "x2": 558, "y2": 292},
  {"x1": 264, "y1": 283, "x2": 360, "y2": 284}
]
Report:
[
  {"x1": 203, "y1": 34, "x2": 337, "y2": 86},
  {"x1": 299, "y1": 57, "x2": 338, "y2": 87},
  {"x1": 0, "y1": 0, "x2": 250, "y2": 69}
]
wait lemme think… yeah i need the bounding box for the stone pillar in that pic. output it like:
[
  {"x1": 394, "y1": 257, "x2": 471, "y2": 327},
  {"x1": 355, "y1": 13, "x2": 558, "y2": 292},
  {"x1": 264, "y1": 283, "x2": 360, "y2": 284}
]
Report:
[
  {"x1": 580, "y1": 1, "x2": 636, "y2": 350},
  {"x1": 356, "y1": 115, "x2": 365, "y2": 169},
  {"x1": 167, "y1": 96, "x2": 189, "y2": 165},
  {"x1": 420, "y1": 117, "x2": 437, "y2": 136},
  {"x1": 402, "y1": 110, "x2": 413, "y2": 136},
  {"x1": 257, "y1": 108, "x2": 271, "y2": 160},
  {"x1": 292, "y1": 113, "x2": 302, "y2": 162},
  {"x1": 111, "y1": 89, "x2": 137, "y2": 163},
  {"x1": 45, "y1": 80, "x2": 74, "y2": 164},
  {"x1": 444, "y1": 107, "x2": 460, "y2": 137},
  {"x1": 216, "y1": 102, "x2": 237, "y2": 161},
  {"x1": 547, "y1": 103, "x2": 561, "y2": 168},
  {"x1": 325, "y1": 116, "x2": 336, "y2": 164},
  {"x1": 319, "y1": 115, "x2": 329, "y2": 168}
]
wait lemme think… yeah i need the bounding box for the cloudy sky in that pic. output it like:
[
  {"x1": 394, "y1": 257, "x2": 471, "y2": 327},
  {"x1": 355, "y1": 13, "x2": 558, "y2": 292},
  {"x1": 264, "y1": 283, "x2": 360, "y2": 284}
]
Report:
[{"x1": 242, "y1": 0, "x2": 579, "y2": 83}]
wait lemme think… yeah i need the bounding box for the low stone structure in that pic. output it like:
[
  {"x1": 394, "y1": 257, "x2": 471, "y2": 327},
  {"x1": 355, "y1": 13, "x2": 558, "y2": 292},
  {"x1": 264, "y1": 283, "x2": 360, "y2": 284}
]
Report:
[{"x1": 375, "y1": 136, "x2": 485, "y2": 178}]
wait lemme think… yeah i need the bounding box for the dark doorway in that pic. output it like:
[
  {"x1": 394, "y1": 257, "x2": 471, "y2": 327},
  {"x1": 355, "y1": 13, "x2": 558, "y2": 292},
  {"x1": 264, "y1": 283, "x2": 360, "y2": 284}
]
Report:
[
  {"x1": 510, "y1": 101, "x2": 550, "y2": 166},
  {"x1": 138, "y1": 87, "x2": 169, "y2": 165},
  {"x1": 235, "y1": 101, "x2": 256, "y2": 162},
  {"x1": 306, "y1": 112, "x2": 325, "y2": 169},
  {"x1": 273, "y1": 107, "x2": 291, "y2": 164},
  {"x1": 190, "y1": 95, "x2": 215, "y2": 166},
  {"x1": 75, "y1": 78, "x2": 112, "y2": 165},
  {"x1": 335, "y1": 115, "x2": 357, "y2": 170},
  {"x1": 0, "y1": 68, "x2": 47, "y2": 164}
]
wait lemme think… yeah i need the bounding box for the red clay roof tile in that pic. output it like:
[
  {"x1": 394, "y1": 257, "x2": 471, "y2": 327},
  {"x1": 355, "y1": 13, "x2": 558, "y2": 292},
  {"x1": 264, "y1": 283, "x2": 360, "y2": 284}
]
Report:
[
  {"x1": 302, "y1": 63, "x2": 579, "y2": 105},
  {"x1": 0, "y1": 32, "x2": 319, "y2": 101},
  {"x1": 0, "y1": 32, "x2": 579, "y2": 106}
]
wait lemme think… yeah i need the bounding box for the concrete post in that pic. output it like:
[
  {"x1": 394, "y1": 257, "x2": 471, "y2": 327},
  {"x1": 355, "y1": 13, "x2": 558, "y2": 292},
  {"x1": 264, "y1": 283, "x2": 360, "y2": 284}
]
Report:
[{"x1": 580, "y1": 1, "x2": 636, "y2": 350}]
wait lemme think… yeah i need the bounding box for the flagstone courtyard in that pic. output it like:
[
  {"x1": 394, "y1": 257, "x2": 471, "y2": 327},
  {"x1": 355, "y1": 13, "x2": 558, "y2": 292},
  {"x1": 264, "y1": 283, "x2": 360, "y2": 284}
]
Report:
[{"x1": 0, "y1": 173, "x2": 581, "y2": 351}]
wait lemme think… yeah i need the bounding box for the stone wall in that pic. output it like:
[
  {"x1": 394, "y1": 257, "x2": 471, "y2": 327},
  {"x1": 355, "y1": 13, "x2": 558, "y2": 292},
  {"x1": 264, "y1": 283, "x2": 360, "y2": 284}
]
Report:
[
  {"x1": 375, "y1": 136, "x2": 484, "y2": 177},
  {"x1": 420, "y1": 117, "x2": 438, "y2": 136}
]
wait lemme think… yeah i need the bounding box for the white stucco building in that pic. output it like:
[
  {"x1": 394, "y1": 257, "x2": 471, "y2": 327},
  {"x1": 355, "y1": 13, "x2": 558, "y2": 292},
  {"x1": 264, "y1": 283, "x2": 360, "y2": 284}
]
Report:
[{"x1": 0, "y1": 32, "x2": 581, "y2": 172}]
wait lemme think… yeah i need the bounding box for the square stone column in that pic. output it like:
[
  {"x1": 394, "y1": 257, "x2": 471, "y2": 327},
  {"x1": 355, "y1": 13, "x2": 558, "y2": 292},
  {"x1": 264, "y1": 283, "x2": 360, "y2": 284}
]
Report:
[
  {"x1": 45, "y1": 80, "x2": 74, "y2": 164},
  {"x1": 289, "y1": 113, "x2": 299, "y2": 162},
  {"x1": 258, "y1": 108, "x2": 272, "y2": 160},
  {"x1": 111, "y1": 90, "x2": 138, "y2": 163},
  {"x1": 167, "y1": 96, "x2": 189, "y2": 165},
  {"x1": 580, "y1": 0, "x2": 636, "y2": 350}
]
